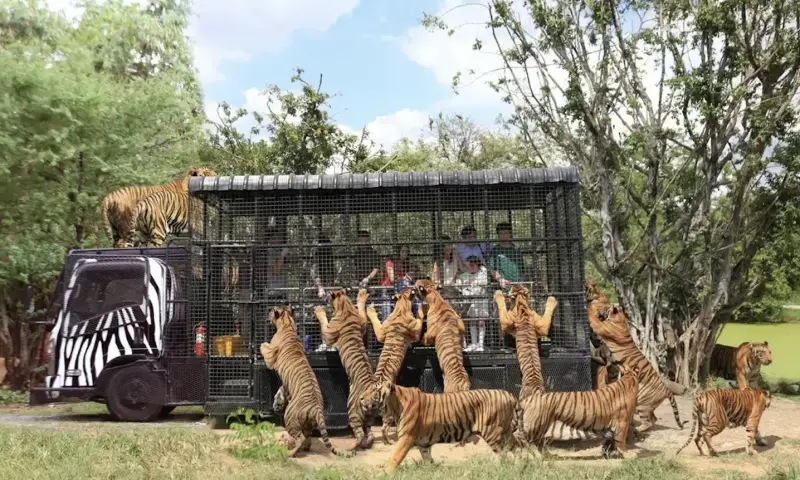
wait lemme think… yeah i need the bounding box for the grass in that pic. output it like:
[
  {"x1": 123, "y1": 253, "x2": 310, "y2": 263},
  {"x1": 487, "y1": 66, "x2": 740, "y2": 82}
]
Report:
[
  {"x1": 0, "y1": 423, "x2": 798, "y2": 480},
  {"x1": 717, "y1": 323, "x2": 800, "y2": 384}
]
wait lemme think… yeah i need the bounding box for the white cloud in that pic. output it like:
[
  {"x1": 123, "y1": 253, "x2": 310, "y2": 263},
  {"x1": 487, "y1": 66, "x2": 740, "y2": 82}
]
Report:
[
  {"x1": 361, "y1": 109, "x2": 432, "y2": 150},
  {"x1": 187, "y1": 0, "x2": 360, "y2": 84},
  {"x1": 204, "y1": 87, "x2": 303, "y2": 141},
  {"x1": 41, "y1": 0, "x2": 360, "y2": 86},
  {"x1": 396, "y1": 0, "x2": 516, "y2": 113}
]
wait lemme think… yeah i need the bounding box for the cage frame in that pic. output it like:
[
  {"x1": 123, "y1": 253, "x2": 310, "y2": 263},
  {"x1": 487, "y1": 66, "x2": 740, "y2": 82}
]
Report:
[{"x1": 187, "y1": 166, "x2": 593, "y2": 425}]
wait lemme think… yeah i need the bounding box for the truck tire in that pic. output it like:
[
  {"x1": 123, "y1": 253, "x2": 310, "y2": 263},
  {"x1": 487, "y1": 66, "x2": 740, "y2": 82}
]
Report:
[
  {"x1": 160, "y1": 406, "x2": 176, "y2": 418},
  {"x1": 106, "y1": 364, "x2": 166, "y2": 422}
]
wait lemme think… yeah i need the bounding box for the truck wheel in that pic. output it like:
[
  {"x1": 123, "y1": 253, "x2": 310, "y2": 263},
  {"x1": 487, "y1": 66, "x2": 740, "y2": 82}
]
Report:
[
  {"x1": 106, "y1": 365, "x2": 166, "y2": 422},
  {"x1": 160, "y1": 406, "x2": 176, "y2": 418}
]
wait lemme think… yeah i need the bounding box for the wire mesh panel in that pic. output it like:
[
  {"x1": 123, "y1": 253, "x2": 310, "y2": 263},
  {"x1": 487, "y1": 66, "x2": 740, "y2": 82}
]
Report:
[{"x1": 189, "y1": 168, "x2": 592, "y2": 414}]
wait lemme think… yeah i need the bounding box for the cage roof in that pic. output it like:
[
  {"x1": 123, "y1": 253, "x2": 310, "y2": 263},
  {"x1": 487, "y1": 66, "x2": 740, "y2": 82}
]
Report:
[{"x1": 188, "y1": 166, "x2": 579, "y2": 193}]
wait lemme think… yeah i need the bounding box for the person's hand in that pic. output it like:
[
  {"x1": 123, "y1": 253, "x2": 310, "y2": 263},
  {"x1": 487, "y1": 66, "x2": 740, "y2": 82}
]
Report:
[
  {"x1": 498, "y1": 278, "x2": 510, "y2": 288},
  {"x1": 317, "y1": 287, "x2": 327, "y2": 299}
]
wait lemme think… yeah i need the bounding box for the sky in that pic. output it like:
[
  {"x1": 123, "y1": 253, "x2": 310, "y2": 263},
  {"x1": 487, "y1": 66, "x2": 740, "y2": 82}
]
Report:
[{"x1": 43, "y1": 0, "x2": 515, "y2": 151}]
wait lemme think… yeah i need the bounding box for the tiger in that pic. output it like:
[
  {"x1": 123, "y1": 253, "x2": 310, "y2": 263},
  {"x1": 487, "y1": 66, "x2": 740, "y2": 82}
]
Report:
[
  {"x1": 131, "y1": 190, "x2": 203, "y2": 247},
  {"x1": 313, "y1": 288, "x2": 376, "y2": 451},
  {"x1": 100, "y1": 166, "x2": 217, "y2": 248},
  {"x1": 709, "y1": 341, "x2": 773, "y2": 390},
  {"x1": 414, "y1": 279, "x2": 470, "y2": 393},
  {"x1": 586, "y1": 281, "x2": 686, "y2": 434},
  {"x1": 375, "y1": 381, "x2": 520, "y2": 473},
  {"x1": 516, "y1": 362, "x2": 641, "y2": 459},
  {"x1": 590, "y1": 329, "x2": 619, "y2": 389},
  {"x1": 675, "y1": 387, "x2": 771, "y2": 456},
  {"x1": 358, "y1": 287, "x2": 423, "y2": 445},
  {"x1": 258, "y1": 305, "x2": 350, "y2": 458},
  {"x1": 493, "y1": 285, "x2": 557, "y2": 401}
]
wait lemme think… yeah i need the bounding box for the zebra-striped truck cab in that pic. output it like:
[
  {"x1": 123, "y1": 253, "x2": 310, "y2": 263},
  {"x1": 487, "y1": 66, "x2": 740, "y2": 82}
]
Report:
[{"x1": 29, "y1": 246, "x2": 203, "y2": 422}]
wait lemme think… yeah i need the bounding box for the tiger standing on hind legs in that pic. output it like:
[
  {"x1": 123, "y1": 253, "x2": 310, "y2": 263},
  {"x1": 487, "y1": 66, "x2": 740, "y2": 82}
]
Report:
[
  {"x1": 313, "y1": 288, "x2": 377, "y2": 452},
  {"x1": 100, "y1": 166, "x2": 217, "y2": 248},
  {"x1": 675, "y1": 387, "x2": 771, "y2": 456},
  {"x1": 258, "y1": 305, "x2": 351, "y2": 458},
  {"x1": 586, "y1": 280, "x2": 686, "y2": 436},
  {"x1": 357, "y1": 287, "x2": 423, "y2": 445},
  {"x1": 493, "y1": 285, "x2": 557, "y2": 401},
  {"x1": 413, "y1": 279, "x2": 470, "y2": 393}
]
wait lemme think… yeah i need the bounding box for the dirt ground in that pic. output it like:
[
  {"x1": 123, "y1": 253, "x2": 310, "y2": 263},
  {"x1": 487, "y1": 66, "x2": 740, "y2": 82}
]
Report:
[
  {"x1": 279, "y1": 394, "x2": 800, "y2": 475},
  {"x1": 2, "y1": 394, "x2": 799, "y2": 476}
]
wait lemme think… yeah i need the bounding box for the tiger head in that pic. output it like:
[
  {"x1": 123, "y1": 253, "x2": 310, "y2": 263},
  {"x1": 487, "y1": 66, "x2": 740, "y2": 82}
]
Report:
[
  {"x1": 329, "y1": 287, "x2": 351, "y2": 306},
  {"x1": 414, "y1": 279, "x2": 439, "y2": 302},
  {"x1": 270, "y1": 305, "x2": 297, "y2": 332},
  {"x1": 360, "y1": 379, "x2": 392, "y2": 414},
  {"x1": 585, "y1": 280, "x2": 608, "y2": 304},
  {"x1": 392, "y1": 287, "x2": 416, "y2": 304},
  {"x1": 599, "y1": 303, "x2": 626, "y2": 324},
  {"x1": 751, "y1": 341, "x2": 773, "y2": 366},
  {"x1": 507, "y1": 284, "x2": 530, "y2": 305},
  {"x1": 187, "y1": 166, "x2": 218, "y2": 177}
]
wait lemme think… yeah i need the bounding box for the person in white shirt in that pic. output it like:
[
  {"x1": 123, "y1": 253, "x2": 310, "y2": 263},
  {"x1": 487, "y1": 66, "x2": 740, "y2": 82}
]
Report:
[
  {"x1": 434, "y1": 235, "x2": 463, "y2": 287},
  {"x1": 455, "y1": 255, "x2": 489, "y2": 352},
  {"x1": 455, "y1": 225, "x2": 489, "y2": 265}
]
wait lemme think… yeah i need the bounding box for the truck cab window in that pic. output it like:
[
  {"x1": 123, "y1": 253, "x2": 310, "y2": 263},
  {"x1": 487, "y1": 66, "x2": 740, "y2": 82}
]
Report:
[{"x1": 66, "y1": 262, "x2": 147, "y2": 327}]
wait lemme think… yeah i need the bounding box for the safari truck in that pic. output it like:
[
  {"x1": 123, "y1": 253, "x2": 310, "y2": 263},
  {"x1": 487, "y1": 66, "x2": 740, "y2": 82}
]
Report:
[{"x1": 29, "y1": 166, "x2": 593, "y2": 426}]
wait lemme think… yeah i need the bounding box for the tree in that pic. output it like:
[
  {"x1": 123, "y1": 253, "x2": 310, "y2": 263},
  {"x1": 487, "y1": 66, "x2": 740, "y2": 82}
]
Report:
[
  {"x1": 0, "y1": 0, "x2": 205, "y2": 389},
  {"x1": 349, "y1": 112, "x2": 556, "y2": 173},
  {"x1": 204, "y1": 69, "x2": 376, "y2": 175},
  {"x1": 424, "y1": 0, "x2": 800, "y2": 385}
]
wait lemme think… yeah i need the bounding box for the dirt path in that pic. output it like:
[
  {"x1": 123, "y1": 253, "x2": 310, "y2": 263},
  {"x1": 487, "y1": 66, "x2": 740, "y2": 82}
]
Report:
[
  {"x1": 282, "y1": 394, "x2": 800, "y2": 475},
  {"x1": 2, "y1": 394, "x2": 798, "y2": 475}
]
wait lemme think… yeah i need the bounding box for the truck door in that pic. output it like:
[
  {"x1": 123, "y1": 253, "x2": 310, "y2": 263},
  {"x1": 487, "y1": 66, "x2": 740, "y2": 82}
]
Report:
[{"x1": 46, "y1": 258, "x2": 155, "y2": 391}]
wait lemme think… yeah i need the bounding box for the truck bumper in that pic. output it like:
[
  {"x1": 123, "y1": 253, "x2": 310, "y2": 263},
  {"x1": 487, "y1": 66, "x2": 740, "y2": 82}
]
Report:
[{"x1": 28, "y1": 387, "x2": 96, "y2": 406}]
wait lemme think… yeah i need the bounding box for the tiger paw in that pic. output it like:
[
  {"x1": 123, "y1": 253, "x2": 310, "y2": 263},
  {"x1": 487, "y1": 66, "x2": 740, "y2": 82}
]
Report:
[
  {"x1": 314, "y1": 305, "x2": 327, "y2": 315},
  {"x1": 545, "y1": 296, "x2": 558, "y2": 310},
  {"x1": 494, "y1": 290, "x2": 506, "y2": 304}
]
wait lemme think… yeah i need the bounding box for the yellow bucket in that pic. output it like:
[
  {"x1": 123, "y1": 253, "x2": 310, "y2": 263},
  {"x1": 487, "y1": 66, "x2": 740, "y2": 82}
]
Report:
[{"x1": 213, "y1": 334, "x2": 244, "y2": 356}]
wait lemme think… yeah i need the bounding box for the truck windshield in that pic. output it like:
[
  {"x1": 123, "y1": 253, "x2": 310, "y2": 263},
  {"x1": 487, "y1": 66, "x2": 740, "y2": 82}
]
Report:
[{"x1": 65, "y1": 262, "x2": 147, "y2": 331}]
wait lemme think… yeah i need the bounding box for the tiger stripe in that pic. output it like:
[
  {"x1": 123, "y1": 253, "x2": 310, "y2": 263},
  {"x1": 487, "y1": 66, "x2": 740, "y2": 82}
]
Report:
[
  {"x1": 414, "y1": 279, "x2": 470, "y2": 393},
  {"x1": 709, "y1": 342, "x2": 772, "y2": 390},
  {"x1": 259, "y1": 306, "x2": 350, "y2": 458},
  {"x1": 358, "y1": 288, "x2": 423, "y2": 445},
  {"x1": 517, "y1": 363, "x2": 641, "y2": 458},
  {"x1": 381, "y1": 383, "x2": 519, "y2": 473},
  {"x1": 586, "y1": 280, "x2": 685, "y2": 434},
  {"x1": 676, "y1": 387, "x2": 771, "y2": 456},
  {"x1": 132, "y1": 190, "x2": 203, "y2": 247},
  {"x1": 314, "y1": 288, "x2": 376, "y2": 451},
  {"x1": 494, "y1": 285, "x2": 557, "y2": 401},
  {"x1": 100, "y1": 166, "x2": 215, "y2": 248}
]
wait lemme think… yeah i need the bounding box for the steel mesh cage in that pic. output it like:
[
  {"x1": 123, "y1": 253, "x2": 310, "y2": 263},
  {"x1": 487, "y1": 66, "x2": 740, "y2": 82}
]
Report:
[{"x1": 188, "y1": 167, "x2": 592, "y2": 420}]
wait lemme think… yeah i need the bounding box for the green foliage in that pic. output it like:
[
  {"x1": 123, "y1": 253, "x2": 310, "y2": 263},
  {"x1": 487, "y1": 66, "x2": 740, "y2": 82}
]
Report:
[
  {"x1": 0, "y1": 386, "x2": 28, "y2": 405},
  {"x1": 423, "y1": 0, "x2": 800, "y2": 385},
  {"x1": 349, "y1": 113, "x2": 553, "y2": 174},
  {"x1": 0, "y1": 0, "x2": 205, "y2": 389},
  {"x1": 224, "y1": 407, "x2": 288, "y2": 461},
  {"x1": 204, "y1": 69, "x2": 375, "y2": 175}
]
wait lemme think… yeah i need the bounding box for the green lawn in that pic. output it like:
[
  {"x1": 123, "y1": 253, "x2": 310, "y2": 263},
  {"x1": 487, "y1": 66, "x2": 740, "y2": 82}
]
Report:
[
  {"x1": 0, "y1": 423, "x2": 797, "y2": 480},
  {"x1": 718, "y1": 323, "x2": 800, "y2": 382}
]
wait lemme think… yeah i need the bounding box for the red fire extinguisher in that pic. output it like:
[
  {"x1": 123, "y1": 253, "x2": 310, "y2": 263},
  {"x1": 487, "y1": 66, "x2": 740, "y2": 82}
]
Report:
[{"x1": 194, "y1": 322, "x2": 206, "y2": 357}]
